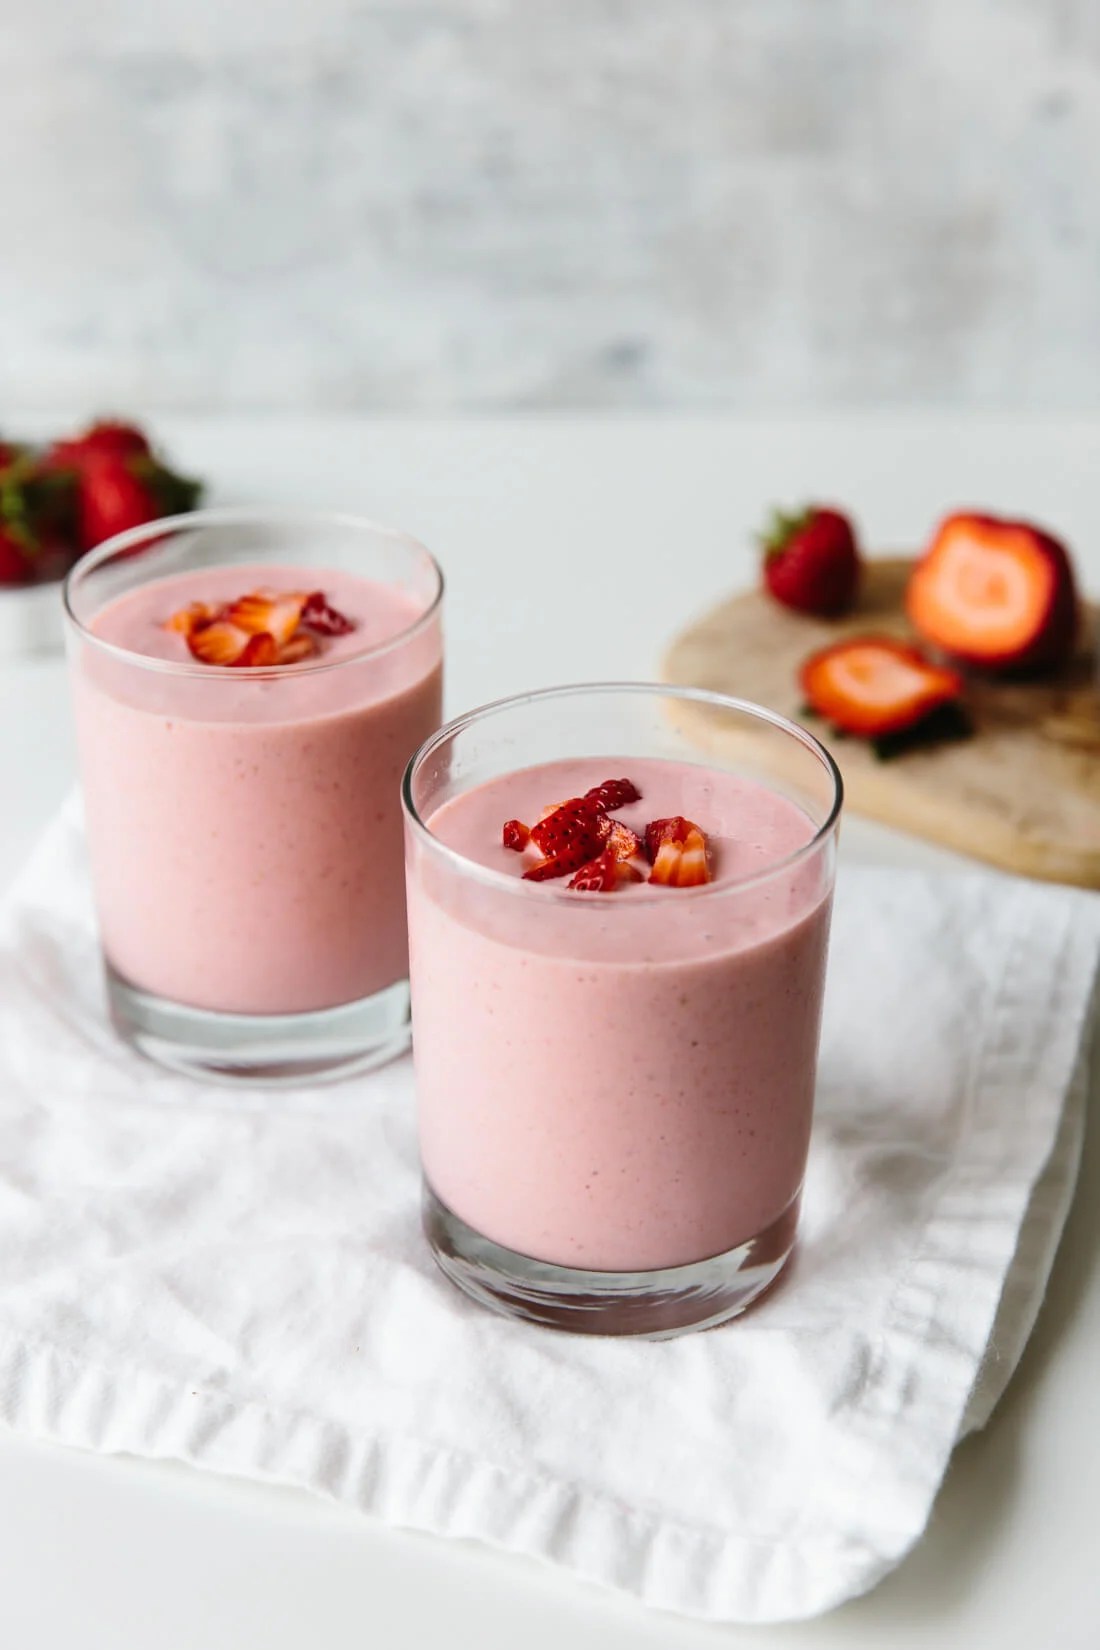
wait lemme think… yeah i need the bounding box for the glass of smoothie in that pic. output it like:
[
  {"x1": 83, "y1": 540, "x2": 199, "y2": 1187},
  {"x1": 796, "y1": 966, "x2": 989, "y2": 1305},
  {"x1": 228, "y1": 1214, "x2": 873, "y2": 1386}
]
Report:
[
  {"x1": 65, "y1": 509, "x2": 443, "y2": 1085},
  {"x1": 402, "y1": 684, "x2": 841, "y2": 1336}
]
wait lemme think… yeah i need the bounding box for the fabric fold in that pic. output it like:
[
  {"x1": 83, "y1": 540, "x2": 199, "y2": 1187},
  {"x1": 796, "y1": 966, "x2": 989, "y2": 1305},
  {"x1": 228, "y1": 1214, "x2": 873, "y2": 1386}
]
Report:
[{"x1": 0, "y1": 803, "x2": 1096, "y2": 1623}]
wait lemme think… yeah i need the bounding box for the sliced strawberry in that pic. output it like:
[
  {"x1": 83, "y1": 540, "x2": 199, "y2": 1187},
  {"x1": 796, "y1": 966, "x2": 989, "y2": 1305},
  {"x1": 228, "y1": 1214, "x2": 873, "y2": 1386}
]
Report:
[
  {"x1": 237, "y1": 633, "x2": 279, "y2": 667},
  {"x1": 502, "y1": 819, "x2": 531, "y2": 851},
  {"x1": 606, "y1": 820, "x2": 644, "y2": 863},
  {"x1": 301, "y1": 591, "x2": 355, "y2": 635},
  {"x1": 277, "y1": 632, "x2": 318, "y2": 664},
  {"x1": 225, "y1": 590, "x2": 307, "y2": 645},
  {"x1": 567, "y1": 847, "x2": 643, "y2": 892},
  {"x1": 529, "y1": 797, "x2": 611, "y2": 861},
  {"x1": 645, "y1": 817, "x2": 713, "y2": 887},
  {"x1": 801, "y1": 635, "x2": 964, "y2": 737},
  {"x1": 583, "y1": 778, "x2": 641, "y2": 810},
  {"x1": 906, "y1": 513, "x2": 1079, "y2": 673},
  {"x1": 186, "y1": 620, "x2": 252, "y2": 666},
  {"x1": 165, "y1": 601, "x2": 219, "y2": 637}
]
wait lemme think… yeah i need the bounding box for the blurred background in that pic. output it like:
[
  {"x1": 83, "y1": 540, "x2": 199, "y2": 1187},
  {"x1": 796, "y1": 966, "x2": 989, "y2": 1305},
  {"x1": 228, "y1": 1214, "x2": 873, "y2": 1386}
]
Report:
[{"x1": 3, "y1": 0, "x2": 1098, "y2": 415}]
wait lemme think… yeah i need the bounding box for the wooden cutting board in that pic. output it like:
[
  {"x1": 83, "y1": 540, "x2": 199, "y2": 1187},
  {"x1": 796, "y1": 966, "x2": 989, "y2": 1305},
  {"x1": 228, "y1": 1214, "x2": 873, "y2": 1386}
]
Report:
[{"x1": 662, "y1": 557, "x2": 1100, "y2": 888}]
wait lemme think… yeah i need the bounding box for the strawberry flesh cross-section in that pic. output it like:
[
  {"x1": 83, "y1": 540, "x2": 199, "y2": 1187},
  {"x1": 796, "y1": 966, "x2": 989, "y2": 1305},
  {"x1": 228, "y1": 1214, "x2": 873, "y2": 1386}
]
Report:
[
  {"x1": 800, "y1": 634, "x2": 964, "y2": 738},
  {"x1": 645, "y1": 817, "x2": 713, "y2": 887}
]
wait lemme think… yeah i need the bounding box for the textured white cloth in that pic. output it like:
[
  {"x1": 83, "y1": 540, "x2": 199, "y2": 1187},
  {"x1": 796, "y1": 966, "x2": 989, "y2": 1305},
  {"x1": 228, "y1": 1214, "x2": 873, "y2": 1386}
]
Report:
[{"x1": 0, "y1": 803, "x2": 1096, "y2": 1625}]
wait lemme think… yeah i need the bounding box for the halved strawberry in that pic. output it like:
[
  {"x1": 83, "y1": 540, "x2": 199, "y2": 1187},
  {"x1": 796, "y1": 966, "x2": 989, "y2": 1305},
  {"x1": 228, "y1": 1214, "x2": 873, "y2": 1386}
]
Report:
[
  {"x1": 301, "y1": 591, "x2": 355, "y2": 635},
  {"x1": 801, "y1": 635, "x2": 964, "y2": 737},
  {"x1": 645, "y1": 817, "x2": 713, "y2": 887},
  {"x1": 224, "y1": 590, "x2": 308, "y2": 646},
  {"x1": 502, "y1": 819, "x2": 531, "y2": 851},
  {"x1": 583, "y1": 778, "x2": 641, "y2": 810},
  {"x1": 906, "y1": 513, "x2": 1079, "y2": 673}
]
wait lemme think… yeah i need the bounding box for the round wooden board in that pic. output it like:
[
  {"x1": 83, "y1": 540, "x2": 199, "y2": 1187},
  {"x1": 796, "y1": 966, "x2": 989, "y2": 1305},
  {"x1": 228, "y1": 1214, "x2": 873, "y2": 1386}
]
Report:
[{"x1": 662, "y1": 558, "x2": 1100, "y2": 888}]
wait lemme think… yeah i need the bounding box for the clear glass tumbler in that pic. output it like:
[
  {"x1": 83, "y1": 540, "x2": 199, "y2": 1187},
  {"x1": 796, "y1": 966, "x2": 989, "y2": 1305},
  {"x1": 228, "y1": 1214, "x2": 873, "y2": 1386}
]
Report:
[
  {"x1": 402, "y1": 683, "x2": 842, "y2": 1336},
  {"x1": 65, "y1": 508, "x2": 443, "y2": 1085}
]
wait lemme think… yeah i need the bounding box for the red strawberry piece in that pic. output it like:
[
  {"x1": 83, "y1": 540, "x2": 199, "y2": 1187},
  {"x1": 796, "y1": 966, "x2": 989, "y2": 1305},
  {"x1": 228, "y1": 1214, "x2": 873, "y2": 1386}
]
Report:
[
  {"x1": 301, "y1": 591, "x2": 355, "y2": 635},
  {"x1": 224, "y1": 590, "x2": 308, "y2": 646},
  {"x1": 583, "y1": 778, "x2": 641, "y2": 810},
  {"x1": 762, "y1": 505, "x2": 861, "y2": 617},
  {"x1": 0, "y1": 525, "x2": 31, "y2": 585},
  {"x1": 606, "y1": 820, "x2": 644, "y2": 863},
  {"x1": 528, "y1": 797, "x2": 610, "y2": 861},
  {"x1": 568, "y1": 847, "x2": 623, "y2": 892},
  {"x1": 276, "y1": 632, "x2": 318, "y2": 664},
  {"x1": 236, "y1": 632, "x2": 279, "y2": 667},
  {"x1": 502, "y1": 819, "x2": 531, "y2": 851},
  {"x1": 165, "y1": 601, "x2": 219, "y2": 637},
  {"x1": 800, "y1": 635, "x2": 964, "y2": 737},
  {"x1": 186, "y1": 620, "x2": 252, "y2": 666},
  {"x1": 906, "y1": 512, "x2": 1079, "y2": 674},
  {"x1": 645, "y1": 817, "x2": 713, "y2": 887}
]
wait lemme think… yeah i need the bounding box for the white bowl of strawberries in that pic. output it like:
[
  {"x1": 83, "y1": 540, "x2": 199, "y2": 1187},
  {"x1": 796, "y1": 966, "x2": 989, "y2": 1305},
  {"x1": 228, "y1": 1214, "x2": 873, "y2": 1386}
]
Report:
[{"x1": 0, "y1": 419, "x2": 202, "y2": 661}]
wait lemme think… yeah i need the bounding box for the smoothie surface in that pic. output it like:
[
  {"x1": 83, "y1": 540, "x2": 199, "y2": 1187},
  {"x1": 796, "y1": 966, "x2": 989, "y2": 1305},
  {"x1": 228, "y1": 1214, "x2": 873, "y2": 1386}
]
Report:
[
  {"x1": 426, "y1": 756, "x2": 820, "y2": 893},
  {"x1": 89, "y1": 563, "x2": 427, "y2": 666}
]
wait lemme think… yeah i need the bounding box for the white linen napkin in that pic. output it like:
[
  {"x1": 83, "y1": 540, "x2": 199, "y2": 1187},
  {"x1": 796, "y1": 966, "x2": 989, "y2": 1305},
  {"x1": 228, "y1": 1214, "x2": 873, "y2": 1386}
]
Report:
[{"x1": 0, "y1": 802, "x2": 1096, "y2": 1625}]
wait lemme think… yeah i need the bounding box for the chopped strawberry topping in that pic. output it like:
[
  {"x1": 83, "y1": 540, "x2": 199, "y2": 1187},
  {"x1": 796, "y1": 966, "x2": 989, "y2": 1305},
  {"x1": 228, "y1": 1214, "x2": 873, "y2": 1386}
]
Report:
[
  {"x1": 276, "y1": 632, "x2": 318, "y2": 664},
  {"x1": 237, "y1": 632, "x2": 279, "y2": 667},
  {"x1": 569, "y1": 847, "x2": 623, "y2": 892},
  {"x1": 224, "y1": 590, "x2": 307, "y2": 645},
  {"x1": 502, "y1": 774, "x2": 647, "y2": 886},
  {"x1": 302, "y1": 591, "x2": 355, "y2": 635},
  {"x1": 606, "y1": 820, "x2": 644, "y2": 863},
  {"x1": 185, "y1": 620, "x2": 254, "y2": 667},
  {"x1": 164, "y1": 601, "x2": 217, "y2": 638},
  {"x1": 645, "y1": 817, "x2": 713, "y2": 887},
  {"x1": 583, "y1": 778, "x2": 642, "y2": 811},
  {"x1": 166, "y1": 587, "x2": 354, "y2": 667},
  {"x1": 529, "y1": 798, "x2": 610, "y2": 861}
]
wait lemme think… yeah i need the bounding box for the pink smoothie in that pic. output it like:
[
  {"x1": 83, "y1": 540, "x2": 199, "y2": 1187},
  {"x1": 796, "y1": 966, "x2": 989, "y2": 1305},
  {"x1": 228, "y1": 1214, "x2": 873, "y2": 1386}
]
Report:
[
  {"x1": 406, "y1": 758, "x2": 833, "y2": 1272},
  {"x1": 73, "y1": 564, "x2": 442, "y2": 1015}
]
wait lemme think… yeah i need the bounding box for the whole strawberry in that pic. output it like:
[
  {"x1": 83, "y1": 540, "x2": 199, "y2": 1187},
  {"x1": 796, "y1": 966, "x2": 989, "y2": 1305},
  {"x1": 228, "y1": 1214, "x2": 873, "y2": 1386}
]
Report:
[
  {"x1": 76, "y1": 451, "x2": 202, "y2": 552},
  {"x1": 761, "y1": 505, "x2": 861, "y2": 617},
  {"x1": 43, "y1": 418, "x2": 151, "y2": 474},
  {"x1": 0, "y1": 525, "x2": 31, "y2": 585}
]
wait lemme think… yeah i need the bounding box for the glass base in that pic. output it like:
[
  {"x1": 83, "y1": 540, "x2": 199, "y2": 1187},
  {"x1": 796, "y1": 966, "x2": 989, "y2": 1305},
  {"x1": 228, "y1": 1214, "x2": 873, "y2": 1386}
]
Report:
[
  {"x1": 423, "y1": 1183, "x2": 799, "y2": 1339},
  {"x1": 107, "y1": 966, "x2": 411, "y2": 1088}
]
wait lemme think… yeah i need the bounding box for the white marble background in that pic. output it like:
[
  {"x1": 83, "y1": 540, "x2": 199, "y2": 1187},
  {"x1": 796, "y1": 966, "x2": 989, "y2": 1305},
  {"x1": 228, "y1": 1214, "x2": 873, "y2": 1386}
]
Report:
[{"x1": 1, "y1": 0, "x2": 1098, "y2": 411}]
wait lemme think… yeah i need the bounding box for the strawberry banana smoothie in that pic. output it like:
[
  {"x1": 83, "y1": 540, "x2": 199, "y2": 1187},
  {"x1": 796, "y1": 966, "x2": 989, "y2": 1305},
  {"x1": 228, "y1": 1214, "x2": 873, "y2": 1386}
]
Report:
[
  {"x1": 407, "y1": 756, "x2": 834, "y2": 1279},
  {"x1": 73, "y1": 562, "x2": 443, "y2": 1019}
]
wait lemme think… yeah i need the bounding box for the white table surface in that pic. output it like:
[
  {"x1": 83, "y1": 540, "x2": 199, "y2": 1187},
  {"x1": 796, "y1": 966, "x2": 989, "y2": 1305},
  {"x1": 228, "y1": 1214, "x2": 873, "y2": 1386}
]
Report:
[{"x1": 1, "y1": 415, "x2": 1097, "y2": 1647}]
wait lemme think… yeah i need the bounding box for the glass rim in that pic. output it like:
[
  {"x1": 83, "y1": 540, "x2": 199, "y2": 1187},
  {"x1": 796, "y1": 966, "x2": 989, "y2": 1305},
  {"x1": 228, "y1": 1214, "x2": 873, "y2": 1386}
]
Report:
[
  {"x1": 402, "y1": 681, "x2": 844, "y2": 905},
  {"x1": 62, "y1": 505, "x2": 445, "y2": 680}
]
